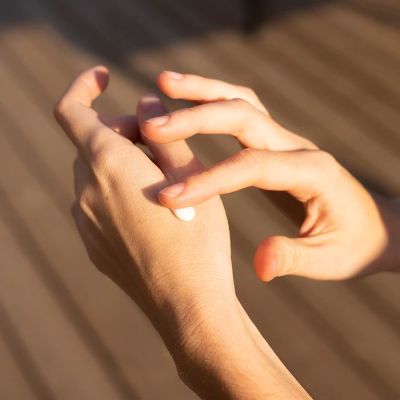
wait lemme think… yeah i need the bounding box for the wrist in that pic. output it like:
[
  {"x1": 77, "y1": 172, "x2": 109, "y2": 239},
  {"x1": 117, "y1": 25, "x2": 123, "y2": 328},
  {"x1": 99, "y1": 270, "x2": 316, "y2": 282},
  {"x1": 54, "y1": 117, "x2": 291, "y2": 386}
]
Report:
[
  {"x1": 145, "y1": 276, "x2": 265, "y2": 397},
  {"x1": 164, "y1": 298, "x2": 308, "y2": 399},
  {"x1": 171, "y1": 299, "x2": 268, "y2": 399},
  {"x1": 155, "y1": 283, "x2": 240, "y2": 362},
  {"x1": 132, "y1": 258, "x2": 239, "y2": 358}
]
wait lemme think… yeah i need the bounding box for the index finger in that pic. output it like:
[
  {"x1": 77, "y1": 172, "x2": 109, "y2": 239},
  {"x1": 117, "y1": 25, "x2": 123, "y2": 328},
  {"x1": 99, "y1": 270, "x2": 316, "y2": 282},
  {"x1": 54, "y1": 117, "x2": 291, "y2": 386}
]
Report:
[
  {"x1": 54, "y1": 66, "x2": 111, "y2": 151},
  {"x1": 157, "y1": 71, "x2": 269, "y2": 114}
]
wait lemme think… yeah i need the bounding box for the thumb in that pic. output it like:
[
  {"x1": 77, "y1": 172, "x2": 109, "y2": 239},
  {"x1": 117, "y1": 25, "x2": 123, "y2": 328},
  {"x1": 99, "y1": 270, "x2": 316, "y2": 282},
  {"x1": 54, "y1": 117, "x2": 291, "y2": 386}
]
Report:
[{"x1": 254, "y1": 235, "x2": 331, "y2": 281}]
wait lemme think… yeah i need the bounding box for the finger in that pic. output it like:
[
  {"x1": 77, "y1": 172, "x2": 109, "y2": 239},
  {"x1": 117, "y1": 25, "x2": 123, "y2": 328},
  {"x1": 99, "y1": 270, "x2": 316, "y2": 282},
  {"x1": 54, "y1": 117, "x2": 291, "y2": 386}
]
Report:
[
  {"x1": 137, "y1": 93, "x2": 204, "y2": 182},
  {"x1": 142, "y1": 99, "x2": 315, "y2": 151},
  {"x1": 54, "y1": 66, "x2": 113, "y2": 152},
  {"x1": 158, "y1": 149, "x2": 333, "y2": 208},
  {"x1": 157, "y1": 71, "x2": 268, "y2": 114},
  {"x1": 100, "y1": 115, "x2": 140, "y2": 142},
  {"x1": 254, "y1": 235, "x2": 341, "y2": 281}
]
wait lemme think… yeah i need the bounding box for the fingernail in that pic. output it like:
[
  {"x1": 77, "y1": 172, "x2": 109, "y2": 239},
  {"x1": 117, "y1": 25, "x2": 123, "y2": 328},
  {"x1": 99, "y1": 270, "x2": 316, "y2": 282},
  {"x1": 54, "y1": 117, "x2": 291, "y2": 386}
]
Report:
[
  {"x1": 159, "y1": 182, "x2": 185, "y2": 198},
  {"x1": 146, "y1": 115, "x2": 170, "y2": 127},
  {"x1": 165, "y1": 71, "x2": 183, "y2": 80},
  {"x1": 143, "y1": 92, "x2": 160, "y2": 101}
]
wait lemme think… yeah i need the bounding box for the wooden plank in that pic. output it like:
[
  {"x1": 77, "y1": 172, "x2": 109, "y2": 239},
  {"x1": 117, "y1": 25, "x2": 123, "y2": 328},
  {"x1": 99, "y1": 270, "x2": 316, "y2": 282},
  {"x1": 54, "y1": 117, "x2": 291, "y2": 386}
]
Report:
[
  {"x1": 0, "y1": 260, "x2": 51, "y2": 400},
  {"x1": 0, "y1": 327, "x2": 43, "y2": 400},
  {"x1": 326, "y1": 2, "x2": 400, "y2": 67},
  {"x1": 0, "y1": 200, "x2": 127, "y2": 400},
  {"x1": 250, "y1": 23, "x2": 400, "y2": 153},
  {"x1": 283, "y1": 4, "x2": 400, "y2": 128}
]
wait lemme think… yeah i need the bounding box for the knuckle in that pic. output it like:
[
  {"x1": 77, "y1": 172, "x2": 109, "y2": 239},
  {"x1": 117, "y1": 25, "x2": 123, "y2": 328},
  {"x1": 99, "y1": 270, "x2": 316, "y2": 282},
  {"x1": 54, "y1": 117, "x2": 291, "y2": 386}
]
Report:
[
  {"x1": 239, "y1": 85, "x2": 257, "y2": 100},
  {"x1": 238, "y1": 148, "x2": 263, "y2": 169},
  {"x1": 238, "y1": 148, "x2": 268, "y2": 185},
  {"x1": 78, "y1": 190, "x2": 91, "y2": 212},
  {"x1": 228, "y1": 98, "x2": 257, "y2": 125},
  {"x1": 92, "y1": 142, "x2": 119, "y2": 174},
  {"x1": 76, "y1": 190, "x2": 98, "y2": 228},
  {"x1": 229, "y1": 97, "x2": 250, "y2": 109},
  {"x1": 305, "y1": 150, "x2": 340, "y2": 184},
  {"x1": 315, "y1": 150, "x2": 338, "y2": 172},
  {"x1": 53, "y1": 98, "x2": 69, "y2": 122},
  {"x1": 71, "y1": 200, "x2": 87, "y2": 231},
  {"x1": 90, "y1": 140, "x2": 132, "y2": 191}
]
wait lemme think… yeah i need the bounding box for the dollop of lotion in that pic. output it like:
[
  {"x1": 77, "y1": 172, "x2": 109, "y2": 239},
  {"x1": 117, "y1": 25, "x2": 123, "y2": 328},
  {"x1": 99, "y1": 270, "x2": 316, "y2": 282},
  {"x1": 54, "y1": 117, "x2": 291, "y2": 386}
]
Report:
[{"x1": 173, "y1": 207, "x2": 196, "y2": 222}]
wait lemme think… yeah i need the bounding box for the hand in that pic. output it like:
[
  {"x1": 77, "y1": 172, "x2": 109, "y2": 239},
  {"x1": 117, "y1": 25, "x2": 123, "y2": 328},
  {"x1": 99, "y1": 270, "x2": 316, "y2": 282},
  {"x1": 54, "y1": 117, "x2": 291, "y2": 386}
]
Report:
[
  {"x1": 54, "y1": 67, "x2": 310, "y2": 399},
  {"x1": 141, "y1": 71, "x2": 400, "y2": 281},
  {"x1": 54, "y1": 64, "x2": 234, "y2": 336}
]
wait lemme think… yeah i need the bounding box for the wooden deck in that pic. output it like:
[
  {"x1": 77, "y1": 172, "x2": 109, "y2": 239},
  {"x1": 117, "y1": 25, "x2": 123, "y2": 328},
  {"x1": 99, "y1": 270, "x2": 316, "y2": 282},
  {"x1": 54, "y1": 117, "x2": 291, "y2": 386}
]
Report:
[{"x1": 0, "y1": 0, "x2": 399, "y2": 398}]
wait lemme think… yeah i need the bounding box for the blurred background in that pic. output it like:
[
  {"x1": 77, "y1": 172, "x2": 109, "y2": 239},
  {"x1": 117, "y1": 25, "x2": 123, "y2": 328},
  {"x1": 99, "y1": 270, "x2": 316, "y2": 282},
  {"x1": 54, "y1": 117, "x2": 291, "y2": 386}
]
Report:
[{"x1": 0, "y1": 0, "x2": 400, "y2": 398}]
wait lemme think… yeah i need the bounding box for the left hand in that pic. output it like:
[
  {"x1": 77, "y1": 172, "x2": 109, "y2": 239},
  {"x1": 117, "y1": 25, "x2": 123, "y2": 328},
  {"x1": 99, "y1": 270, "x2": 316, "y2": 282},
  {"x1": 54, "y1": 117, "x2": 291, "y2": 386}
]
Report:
[{"x1": 54, "y1": 66, "x2": 237, "y2": 353}]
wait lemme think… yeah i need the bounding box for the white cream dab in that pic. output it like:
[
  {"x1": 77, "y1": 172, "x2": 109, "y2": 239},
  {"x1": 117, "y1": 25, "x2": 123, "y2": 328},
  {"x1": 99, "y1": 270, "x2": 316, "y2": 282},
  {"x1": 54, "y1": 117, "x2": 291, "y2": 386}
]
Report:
[{"x1": 172, "y1": 207, "x2": 196, "y2": 222}]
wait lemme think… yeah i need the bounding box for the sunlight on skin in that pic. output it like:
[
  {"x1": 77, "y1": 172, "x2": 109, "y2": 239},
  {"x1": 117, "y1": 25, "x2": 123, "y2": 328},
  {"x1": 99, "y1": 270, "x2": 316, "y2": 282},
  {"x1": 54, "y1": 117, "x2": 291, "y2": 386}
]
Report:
[
  {"x1": 143, "y1": 70, "x2": 400, "y2": 282},
  {"x1": 54, "y1": 65, "x2": 400, "y2": 400},
  {"x1": 55, "y1": 66, "x2": 311, "y2": 400}
]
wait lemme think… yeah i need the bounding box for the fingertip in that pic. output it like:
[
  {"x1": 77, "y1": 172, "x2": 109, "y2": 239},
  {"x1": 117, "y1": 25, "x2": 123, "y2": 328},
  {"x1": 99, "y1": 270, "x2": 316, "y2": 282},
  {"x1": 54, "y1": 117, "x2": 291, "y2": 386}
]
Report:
[
  {"x1": 141, "y1": 122, "x2": 170, "y2": 144},
  {"x1": 90, "y1": 65, "x2": 110, "y2": 90},
  {"x1": 137, "y1": 93, "x2": 161, "y2": 120},
  {"x1": 54, "y1": 66, "x2": 109, "y2": 124},
  {"x1": 158, "y1": 70, "x2": 183, "y2": 82},
  {"x1": 253, "y1": 254, "x2": 277, "y2": 283},
  {"x1": 64, "y1": 65, "x2": 110, "y2": 107},
  {"x1": 92, "y1": 64, "x2": 109, "y2": 76},
  {"x1": 253, "y1": 237, "x2": 284, "y2": 282},
  {"x1": 157, "y1": 71, "x2": 184, "y2": 99},
  {"x1": 139, "y1": 92, "x2": 161, "y2": 104},
  {"x1": 137, "y1": 93, "x2": 170, "y2": 141},
  {"x1": 158, "y1": 182, "x2": 207, "y2": 208},
  {"x1": 158, "y1": 195, "x2": 199, "y2": 209},
  {"x1": 158, "y1": 191, "x2": 186, "y2": 209},
  {"x1": 156, "y1": 71, "x2": 168, "y2": 91},
  {"x1": 158, "y1": 192, "x2": 175, "y2": 208}
]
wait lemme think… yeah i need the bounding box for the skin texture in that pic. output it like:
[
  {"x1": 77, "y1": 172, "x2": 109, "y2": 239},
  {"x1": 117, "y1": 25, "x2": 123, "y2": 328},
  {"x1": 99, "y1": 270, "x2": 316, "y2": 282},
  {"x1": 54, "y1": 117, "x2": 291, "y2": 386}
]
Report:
[
  {"x1": 54, "y1": 67, "x2": 310, "y2": 400},
  {"x1": 143, "y1": 71, "x2": 400, "y2": 282}
]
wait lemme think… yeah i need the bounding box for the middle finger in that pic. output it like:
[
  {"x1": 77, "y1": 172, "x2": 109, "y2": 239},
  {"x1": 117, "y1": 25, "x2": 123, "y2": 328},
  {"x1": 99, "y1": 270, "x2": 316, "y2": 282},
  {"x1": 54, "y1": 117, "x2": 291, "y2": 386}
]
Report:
[{"x1": 142, "y1": 99, "x2": 316, "y2": 151}]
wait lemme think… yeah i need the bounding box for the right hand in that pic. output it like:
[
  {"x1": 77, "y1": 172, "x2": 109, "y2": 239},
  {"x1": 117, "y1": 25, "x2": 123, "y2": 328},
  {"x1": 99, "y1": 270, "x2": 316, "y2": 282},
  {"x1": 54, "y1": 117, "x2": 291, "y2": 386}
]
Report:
[{"x1": 141, "y1": 71, "x2": 400, "y2": 282}]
